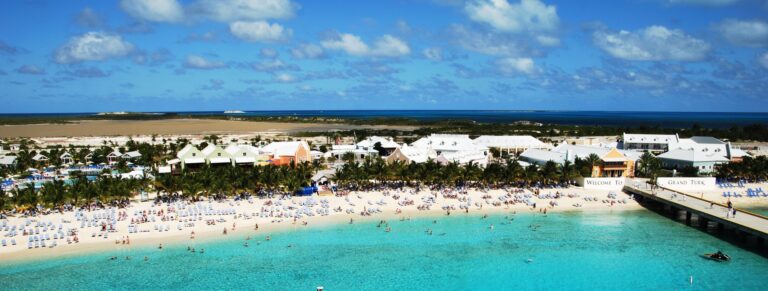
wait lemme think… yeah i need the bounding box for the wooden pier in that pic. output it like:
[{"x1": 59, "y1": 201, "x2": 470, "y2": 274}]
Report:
[{"x1": 624, "y1": 183, "x2": 768, "y2": 248}]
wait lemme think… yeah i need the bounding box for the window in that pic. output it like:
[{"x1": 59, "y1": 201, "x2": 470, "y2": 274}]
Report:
[
  {"x1": 218, "y1": 153, "x2": 221, "y2": 157},
  {"x1": 192, "y1": 153, "x2": 196, "y2": 157},
  {"x1": 243, "y1": 153, "x2": 246, "y2": 156}
]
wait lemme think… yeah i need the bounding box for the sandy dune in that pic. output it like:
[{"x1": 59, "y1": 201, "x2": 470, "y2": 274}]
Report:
[{"x1": 0, "y1": 119, "x2": 418, "y2": 138}]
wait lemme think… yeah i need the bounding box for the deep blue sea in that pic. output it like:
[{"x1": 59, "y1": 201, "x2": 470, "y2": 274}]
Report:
[
  {"x1": 1, "y1": 210, "x2": 766, "y2": 290},
  {"x1": 2, "y1": 110, "x2": 767, "y2": 128}
]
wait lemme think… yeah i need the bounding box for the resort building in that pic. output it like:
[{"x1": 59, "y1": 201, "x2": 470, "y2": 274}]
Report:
[
  {"x1": 59, "y1": 152, "x2": 74, "y2": 165},
  {"x1": 201, "y1": 144, "x2": 232, "y2": 166},
  {"x1": 520, "y1": 144, "x2": 640, "y2": 177},
  {"x1": 173, "y1": 144, "x2": 205, "y2": 170},
  {"x1": 411, "y1": 134, "x2": 490, "y2": 166},
  {"x1": 621, "y1": 133, "x2": 679, "y2": 153},
  {"x1": 107, "y1": 149, "x2": 122, "y2": 165},
  {"x1": 657, "y1": 149, "x2": 729, "y2": 174},
  {"x1": 324, "y1": 144, "x2": 379, "y2": 161},
  {"x1": 261, "y1": 141, "x2": 311, "y2": 166},
  {"x1": 386, "y1": 144, "x2": 436, "y2": 164},
  {"x1": 356, "y1": 136, "x2": 400, "y2": 156},
  {"x1": 122, "y1": 151, "x2": 142, "y2": 161},
  {"x1": 0, "y1": 155, "x2": 16, "y2": 167},
  {"x1": 225, "y1": 144, "x2": 269, "y2": 166},
  {"x1": 473, "y1": 135, "x2": 552, "y2": 156},
  {"x1": 32, "y1": 153, "x2": 49, "y2": 163}
]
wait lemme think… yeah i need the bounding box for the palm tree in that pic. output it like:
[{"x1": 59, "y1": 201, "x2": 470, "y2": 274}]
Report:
[
  {"x1": 584, "y1": 154, "x2": 602, "y2": 177},
  {"x1": 637, "y1": 151, "x2": 661, "y2": 178}
]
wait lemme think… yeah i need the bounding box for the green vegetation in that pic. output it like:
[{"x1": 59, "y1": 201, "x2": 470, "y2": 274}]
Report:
[{"x1": 716, "y1": 156, "x2": 768, "y2": 182}]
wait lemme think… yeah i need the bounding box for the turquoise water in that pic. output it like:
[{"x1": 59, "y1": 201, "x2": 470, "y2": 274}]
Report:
[{"x1": 1, "y1": 210, "x2": 767, "y2": 290}]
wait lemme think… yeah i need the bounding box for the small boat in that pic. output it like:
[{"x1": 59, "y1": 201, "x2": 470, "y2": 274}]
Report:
[{"x1": 702, "y1": 251, "x2": 731, "y2": 262}]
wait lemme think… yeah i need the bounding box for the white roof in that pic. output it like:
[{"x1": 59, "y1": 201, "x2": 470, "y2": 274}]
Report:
[
  {"x1": 262, "y1": 141, "x2": 308, "y2": 157},
  {"x1": 201, "y1": 144, "x2": 219, "y2": 156},
  {"x1": 0, "y1": 155, "x2": 16, "y2": 165},
  {"x1": 167, "y1": 158, "x2": 180, "y2": 165},
  {"x1": 623, "y1": 133, "x2": 678, "y2": 144},
  {"x1": 332, "y1": 144, "x2": 357, "y2": 151},
  {"x1": 357, "y1": 136, "x2": 399, "y2": 149},
  {"x1": 411, "y1": 134, "x2": 488, "y2": 152},
  {"x1": 177, "y1": 144, "x2": 201, "y2": 158},
  {"x1": 59, "y1": 152, "x2": 73, "y2": 159},
  {"x1": 107, "y1": 149, "x2": 122, "y2": 157},
  {"x1": 158, "y1": 166, "x2": 172, "y2": 174},
  {"x1": 123, "y1": 151, "x2": 141, "y2": 158},
  {"x1": 397, "y1": 144, "x2": 435, "y2": 163},
  {"x1": 33, "y1": 153, "x2": 49, "y2": 161},
  {"x1": 520, "y1": 149, "x2": 567, "y2": 165},
  {"x1": 225, "y1": 144, "x2": 260, "y2": 156},
  {"x1": 658, "y1": 149, "x2": 729, "y2": 163},
  {"x1": 473, "y1": 135, "x2": 551, "y2": 149},
  {"x1": 553, "y1": 144, "x2": 641, "y2": 161}
]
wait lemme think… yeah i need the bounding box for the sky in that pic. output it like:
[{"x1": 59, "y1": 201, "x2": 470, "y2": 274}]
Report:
[{"x1": 0, "y1": 0, "x2": 767, "y2": 113}]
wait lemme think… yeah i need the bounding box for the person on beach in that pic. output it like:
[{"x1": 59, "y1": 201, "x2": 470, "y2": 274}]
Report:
[
  {"x1": 158, "y1": 244, "x2": 163, "y2": 249},
  {"x1": 223, "y1": 228, "x2": 228, "y2": 235}
]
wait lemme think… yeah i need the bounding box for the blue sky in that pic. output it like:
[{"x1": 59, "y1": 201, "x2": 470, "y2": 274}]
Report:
[{"x1": 0, "y1": 0, "x2": 767, "y2": 113}]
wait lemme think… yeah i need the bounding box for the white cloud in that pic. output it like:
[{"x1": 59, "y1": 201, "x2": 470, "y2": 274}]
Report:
[
  {"x1": 592, "y1": 25, "x2": 710, "y2": 61},
  {"x1": 760, "y1": 52, "x2": 768, "y2": 69},
  {"x1": 465, "y1": 0, "x2": 559, "y2": 33},
  {"x1": 321, "y1": 33, "x2": 410, "y2": 57},
  {"x1": 189, "y1": 0, "x2": 296, "y2": 22},
  {"x1": 275, "y1": 73, "x2": 296, "y2": 82},
  {"x1": 667, "y1": 0, "x2": 739, "y2": 6},
  {"x1": 184, "y1": 55, "x2": 226, "y2": 69},
  {"x1": 55, "y1": 32, "x2": 135, "y2": 64},
  {"x1": 16, "y1": 65, "x2": 45, "y2": 75},
  {"x1": 260, "y1": 48, "x2": 278, "y2": 58},
  {"x1": 229, "y1": 21, "x2": 291, "y2": 42},
  {"x1": 495, "y1": 57, "x2": 537, "y2": 75},
  {"x1": 449, "y1": 24, "x2": 541, "y2": 57},
  {"x1": 250, "y1": 59, "x2": 298, "y2": 72},
  {"x1": 714, "y1": 19, "x2": 768, "y2": 47},
  {"x1": 120, "y1": 0, "x2": 184, "y2": 23},
  {"x1": 423, "y1": 47, "x2": 444, "y2": 61},
  {"x1": 291, "y1": 44, "x2": 324, "y2": 59},
  {"x1": 535, "y1": 35, "x2": 560, "y2": 46}
]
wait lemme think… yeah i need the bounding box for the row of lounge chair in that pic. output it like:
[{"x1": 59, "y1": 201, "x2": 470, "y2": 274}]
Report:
[{"x1": 723, "y1": 188, "x2": 767, "y2": 198}]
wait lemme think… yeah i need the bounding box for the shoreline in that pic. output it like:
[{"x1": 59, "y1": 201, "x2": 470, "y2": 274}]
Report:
[
  {"x1": 0, "y1": 187, "x2": 643, "y2": 264},
  {"x1": 3, "y1": 183, "x2": 767, "y2": 265},
  {"x1": 0, "y1": 206, "x2": 647, "y2": 265}
]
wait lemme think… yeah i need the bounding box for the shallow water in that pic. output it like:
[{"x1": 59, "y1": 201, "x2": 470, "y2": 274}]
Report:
[{"x1": 1, "y1": 210, "x2": 766, "y2": 290}]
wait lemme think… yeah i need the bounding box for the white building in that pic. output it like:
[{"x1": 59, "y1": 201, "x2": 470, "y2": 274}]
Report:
[
  {"x1": 0, "y1": 155, "x2": 16, "y2": 167},
  {"x1": 201, "y1": 144, "x2": 232, "y2": 165},
  {"x1": 324, "y1": 144, "x2": 379, "y2": 161},
  {"x1": 122, "y1": 150, "x2": 142, "y2": 160},
  {"x1": 621, "y1": 133, "x2": 679, "y2": 153},
  {"x1": 657, "y1": 149, "x2": 730, "y2": 174},
  {"x1": 173, "y1": 144, "x2": 205, "y2": 169},
  {"x1": 473, "y1": 135, "x2": 552, "y2": 156},
  {"x1": 224, "y1": 144, "x2": 266, "y2": 166},
  {"x1": 386, "y1": 144, "x2": 437, "y2": 164},
  {"x1": 356, "y1": 136, "x2": 400, "y2": 156},
  {"x1": 409, "y1": 134, "x2": 490, "y2": 166}
]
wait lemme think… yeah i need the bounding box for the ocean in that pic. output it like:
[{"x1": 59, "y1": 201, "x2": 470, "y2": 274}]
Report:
[
  {"x1": 1, "y1": 210, "x2": 766, "y2": 290},
  {"x1": 2, "y1": 110, "x2": 768, "y2": 128}
]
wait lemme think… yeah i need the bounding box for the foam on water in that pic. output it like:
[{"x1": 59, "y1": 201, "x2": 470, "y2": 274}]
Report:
[{"x1": 1, "y1": 210, "x2": 766, "y2": 290}]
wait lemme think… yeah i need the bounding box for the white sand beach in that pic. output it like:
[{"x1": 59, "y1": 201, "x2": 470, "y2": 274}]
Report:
[{"x1": 0, "y1": 187, "x2": 643, "y2": 263}]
